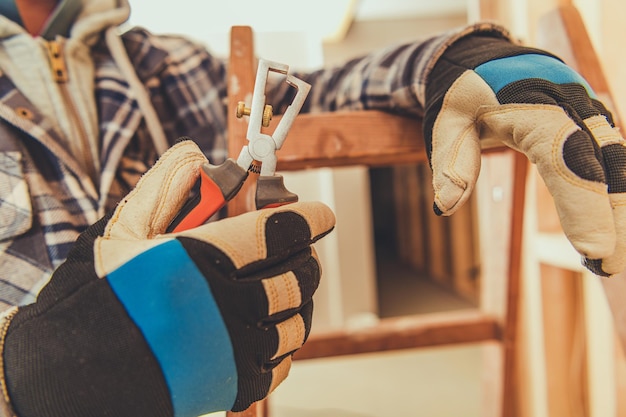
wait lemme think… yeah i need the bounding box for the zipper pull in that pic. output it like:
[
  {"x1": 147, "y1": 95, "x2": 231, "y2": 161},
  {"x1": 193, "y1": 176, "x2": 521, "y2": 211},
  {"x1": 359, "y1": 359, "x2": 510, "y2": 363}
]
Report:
[{"x1": 46, "y1": 40, "x2": 68, "y2": 83}]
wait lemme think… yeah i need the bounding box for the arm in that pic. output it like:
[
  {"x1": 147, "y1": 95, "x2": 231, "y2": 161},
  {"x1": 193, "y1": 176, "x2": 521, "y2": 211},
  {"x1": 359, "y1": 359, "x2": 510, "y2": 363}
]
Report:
[
  {"x1": 266, "y1": 22, "x2": 513, "y2": 116},
  {"x1": 0, "y1": 140, "x2": 335, "y2": 417},
  {"x1": 266, "y1": 22, "x2": 625, "y2": 277}
]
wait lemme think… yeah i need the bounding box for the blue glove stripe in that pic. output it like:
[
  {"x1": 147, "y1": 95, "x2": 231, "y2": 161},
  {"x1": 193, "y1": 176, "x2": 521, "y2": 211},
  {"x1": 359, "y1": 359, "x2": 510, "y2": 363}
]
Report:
[
  {"x1": 475, "y1": 54, "x2": 596, "y2": 97},
  {"x1": 107, "y1": 240, "x2": 237, "y2": 416}
]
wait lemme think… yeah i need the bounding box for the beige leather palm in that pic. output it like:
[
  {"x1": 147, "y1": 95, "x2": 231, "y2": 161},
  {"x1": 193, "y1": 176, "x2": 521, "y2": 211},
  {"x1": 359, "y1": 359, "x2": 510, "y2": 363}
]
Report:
[
  {"x1": 92, "y1": 139, "x2": 336, "y2": 390},
  {"x1": 432, "y1": 70, "x2": 625, "y2": 275}
]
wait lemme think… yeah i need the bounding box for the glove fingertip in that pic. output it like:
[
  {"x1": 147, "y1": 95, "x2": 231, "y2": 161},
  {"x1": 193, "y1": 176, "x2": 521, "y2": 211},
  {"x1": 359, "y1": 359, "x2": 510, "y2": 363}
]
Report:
[
  {"x1": 585, "y1": 250, "x2": 626, "y2": 278},
  {"x1": 583, "y1": 258, "x2": 612, "y2": 277},
  {"x1": 174, "y1": 136, "x2": 194, "y2": 144},
  {"x1": 286, "y1": 201, "x2": 336, "y2": 240},
  {"x1": 432, "y1": 179, "x2": 471, "y2": 217}
]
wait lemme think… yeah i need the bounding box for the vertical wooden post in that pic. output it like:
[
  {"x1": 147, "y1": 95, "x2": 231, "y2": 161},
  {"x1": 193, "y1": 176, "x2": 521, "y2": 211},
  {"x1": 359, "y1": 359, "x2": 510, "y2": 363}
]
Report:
[
  {"x1": 227, "y1": 26, "x2": 258, "y2": 218},
  {"x1": 226, "y1": 25, "x2": 266, "y2": 417},
  {"x1": 501, "y1": 151, "x2": 528, "y2": 417},
  {"x1": 540, "y1": 266, "x2": 588, "y2": 416}
]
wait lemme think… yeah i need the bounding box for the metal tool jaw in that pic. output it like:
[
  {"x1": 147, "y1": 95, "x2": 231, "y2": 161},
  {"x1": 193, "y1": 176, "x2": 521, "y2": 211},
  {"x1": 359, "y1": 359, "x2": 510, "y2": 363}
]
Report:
[
  {"x1": 236, "y1": 59, "x2": 311, "y2": 177},
  {"x1": 166, "y1": 59, "x2": 311, "y2": 233}
]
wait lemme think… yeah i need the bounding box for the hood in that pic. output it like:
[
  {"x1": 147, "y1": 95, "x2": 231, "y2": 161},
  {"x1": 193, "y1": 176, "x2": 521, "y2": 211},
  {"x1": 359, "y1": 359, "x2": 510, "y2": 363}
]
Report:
[
  {"x1": 72, "y1": 0, "x2": 130, "y2": 45},
  {"x1": 0, "y1": 0, "x2": 130, "y2": 45}
]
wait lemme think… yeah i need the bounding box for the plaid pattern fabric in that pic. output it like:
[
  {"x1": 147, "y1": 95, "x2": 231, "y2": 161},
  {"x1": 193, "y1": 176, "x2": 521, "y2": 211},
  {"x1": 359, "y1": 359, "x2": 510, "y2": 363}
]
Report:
[
  {"x1": 0, "y1": 28, "x2": 230, "y2": 309},
  {"x1": 0, "y1": 23, "x2": 511, "y2": 310},
  {"x1": 270, "y1": 23, "x2": 512, "y2": 116}
]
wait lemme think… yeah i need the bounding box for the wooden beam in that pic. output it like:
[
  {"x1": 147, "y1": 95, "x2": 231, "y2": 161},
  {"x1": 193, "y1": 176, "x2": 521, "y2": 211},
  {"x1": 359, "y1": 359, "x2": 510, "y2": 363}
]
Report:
[
  {"x1": 540, "y1": 264, "x2": 588, "y2": 417},
  {"x1": 295, "y1": 310, "x2": 502, "y2": 360},
  {"x1": 227, "y1": 26, "x2": 258, "y2": 217},
  {"x1": 226, "y1": 26, "x2": 263, "y2": 417},
  {"x1": 274, "y1": 111, "x2": 426, "y2": 170}
]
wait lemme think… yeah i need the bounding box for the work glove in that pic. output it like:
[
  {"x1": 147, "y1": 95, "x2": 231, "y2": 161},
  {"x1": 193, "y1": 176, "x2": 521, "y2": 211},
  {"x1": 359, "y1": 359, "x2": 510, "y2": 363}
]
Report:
[
  {"x1": 423, "y1": 34, "x2": 626, "y2": 277},
  {"x1": 1, "y1": 140, "x2": 335, "y2": 417}
]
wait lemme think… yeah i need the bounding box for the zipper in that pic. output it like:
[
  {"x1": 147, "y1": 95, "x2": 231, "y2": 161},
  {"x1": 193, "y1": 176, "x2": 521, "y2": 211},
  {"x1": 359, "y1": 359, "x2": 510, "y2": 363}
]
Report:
[{"x1": 45, "y1": 39, "x2": 99, "y2": 187}]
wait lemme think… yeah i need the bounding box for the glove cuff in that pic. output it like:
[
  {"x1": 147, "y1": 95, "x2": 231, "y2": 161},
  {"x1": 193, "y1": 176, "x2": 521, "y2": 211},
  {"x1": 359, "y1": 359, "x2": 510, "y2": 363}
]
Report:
[
  {"x1": 0, "y1": 308, "x2": 18, "y2": 417},
  {"x1": 439, "y1": 34, "x2": 560, "y2": 72}
]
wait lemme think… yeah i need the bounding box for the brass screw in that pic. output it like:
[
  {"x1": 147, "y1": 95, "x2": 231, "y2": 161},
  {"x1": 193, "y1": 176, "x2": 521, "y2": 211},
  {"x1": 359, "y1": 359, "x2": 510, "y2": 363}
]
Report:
[{"x1": 236, "y1": 101, "x2": 273, "y2": 127}]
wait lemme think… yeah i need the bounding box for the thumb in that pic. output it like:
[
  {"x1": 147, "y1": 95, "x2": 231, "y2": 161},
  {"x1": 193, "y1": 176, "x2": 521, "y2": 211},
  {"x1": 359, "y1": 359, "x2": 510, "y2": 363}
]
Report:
[
  {"x1": 96, "y1": 201, "x2": 336, "y2": 278},
  {"x1": 104, "y1": 139, "x2": 207, "y2": 240},
  {"x1": 429, "y1": 74, "x2": 486, "y2": 215}
]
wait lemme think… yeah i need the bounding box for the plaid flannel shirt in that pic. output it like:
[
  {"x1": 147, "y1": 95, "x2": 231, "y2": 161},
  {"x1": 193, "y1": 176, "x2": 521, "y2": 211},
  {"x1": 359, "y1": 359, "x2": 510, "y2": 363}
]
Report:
[{"x1": 0, "y1": 22, "x2": 511, "y2": 311}]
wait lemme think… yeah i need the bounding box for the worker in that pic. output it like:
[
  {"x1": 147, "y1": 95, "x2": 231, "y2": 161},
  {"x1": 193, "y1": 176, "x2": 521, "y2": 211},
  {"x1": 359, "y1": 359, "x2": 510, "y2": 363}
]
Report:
[{"x1": 0, "y1": 0, "x2": 623, "y2": 416}]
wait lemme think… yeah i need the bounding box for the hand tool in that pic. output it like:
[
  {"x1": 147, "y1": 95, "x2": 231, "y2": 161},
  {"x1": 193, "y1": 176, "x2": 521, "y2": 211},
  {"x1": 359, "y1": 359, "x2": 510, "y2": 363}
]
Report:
[{"x1": 166, "y1": 59, "x2": 311, "y2": 233}]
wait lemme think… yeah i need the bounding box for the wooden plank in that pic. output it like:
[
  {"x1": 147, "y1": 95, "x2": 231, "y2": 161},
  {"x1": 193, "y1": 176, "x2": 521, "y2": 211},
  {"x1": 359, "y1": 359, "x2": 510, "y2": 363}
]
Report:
[
  {"x1": 478, "y1": 0, "x2": 502, "y2": 21},
  {"x1": 449, "y1": 194, "x2": 480, "y2": 303},
  {"x1": 601, "y1": 274, "x2": 626, "y2": 360},
  {"x1": 274, "y1": 111, "x2": 426, "y2": 170},
  {"x1": 228, "y1": 402, "x2": 268, "y2": 417},
  {"x1": 537, "y1": 5, "x2": 617, "y2": 119},
  {"x1": 616, "y1": 336, "x2": 626, "y2": 416},
  {"x1": 553, "y1": 6, "x2": 613, "y2": 109},
  {"x1": 500, "y1": 151, "x2": 528, "y2": 417},
  {"x1": 482, "y1": 342, "x2": 505, "y2": 417},
  {"x1": 406, "y1": 164, "x2": 428, "y2": 272},
  {"x1": 227, "y1": 26, "x2": 258, "y2": 217},
  {"x1": 419, "y1": 165, "x2": 451, "y2": 285},
  {"x1": 226, "y1": 25, "x2": 264, "y2": 417},
  {"x1": 540, "y1": 264, "x2": 588, "y2": 417},
  {"x1": 583, "y1": 272, "x2": 618, "y2": 417},
  {"x1": 275, "y1": 112, "x2": 511, "y2": 172},
  {"x1": 392, "y1": 164, "x2": 427, "y2": 270},
  {"x1": 294, "y1": 309, "x2": 502, "y2": 360},
  {"x1": 476, "y1": 152, "x2": 516, "y2": 320},
  {"x1": 392, "y1": 165, "x2": 411, "y2": 264}
]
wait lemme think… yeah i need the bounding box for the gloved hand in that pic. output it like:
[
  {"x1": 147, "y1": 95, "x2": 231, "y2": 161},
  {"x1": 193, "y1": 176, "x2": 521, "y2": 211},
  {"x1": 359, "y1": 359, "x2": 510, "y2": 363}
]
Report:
[
  {"x1": 1, "y1": 140, "x2": 335, "y2": 417},
  {"x1": 423, "y1": 34, "x2": 626, "y2": 277}
]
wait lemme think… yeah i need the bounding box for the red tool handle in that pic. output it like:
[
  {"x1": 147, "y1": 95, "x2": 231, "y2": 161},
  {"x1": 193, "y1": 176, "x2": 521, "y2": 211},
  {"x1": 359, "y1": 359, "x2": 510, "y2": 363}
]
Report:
[
  {"x1": 166, "y1": 163, "x2": 299, "y2": 233},
  {"x1": 166, "y1": 159, "x2": 248, "y2": 233}
]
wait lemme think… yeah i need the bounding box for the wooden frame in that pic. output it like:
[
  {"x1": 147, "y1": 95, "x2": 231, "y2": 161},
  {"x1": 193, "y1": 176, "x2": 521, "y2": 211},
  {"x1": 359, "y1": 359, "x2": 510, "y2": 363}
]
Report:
[{"x1": 225, "y1": 22, "x2": 527, "y2": 416}]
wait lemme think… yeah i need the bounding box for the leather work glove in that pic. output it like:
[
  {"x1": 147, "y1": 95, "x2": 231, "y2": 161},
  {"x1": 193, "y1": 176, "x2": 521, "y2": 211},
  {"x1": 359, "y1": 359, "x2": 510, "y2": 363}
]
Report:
[
  {"x1": 1, "y1": 140, "x2": 335, "y2": 417},
  {"x1": 423, "y1": 34, "x2": 626, "y2": 277}
]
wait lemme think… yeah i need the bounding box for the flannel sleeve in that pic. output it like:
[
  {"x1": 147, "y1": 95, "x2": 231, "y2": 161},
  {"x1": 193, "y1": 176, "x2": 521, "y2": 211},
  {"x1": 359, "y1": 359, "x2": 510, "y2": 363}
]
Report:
[{"x1": 267, "y1": 22, "x2": 514, "y2": 118}]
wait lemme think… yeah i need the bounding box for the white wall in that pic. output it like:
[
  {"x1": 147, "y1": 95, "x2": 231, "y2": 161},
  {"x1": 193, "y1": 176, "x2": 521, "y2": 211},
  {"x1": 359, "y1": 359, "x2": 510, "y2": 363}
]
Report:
[{"x1": 128, "y1": 0, "x2": 353, "y2": 65}]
